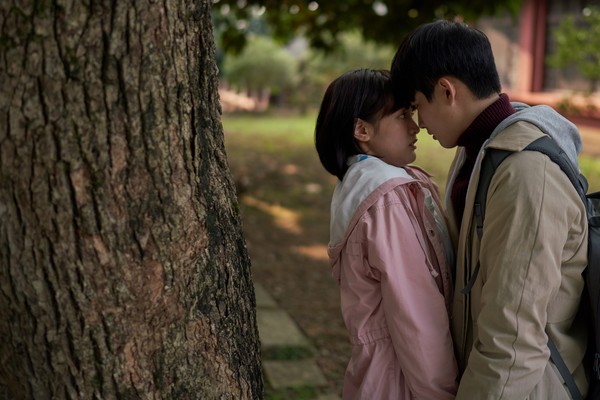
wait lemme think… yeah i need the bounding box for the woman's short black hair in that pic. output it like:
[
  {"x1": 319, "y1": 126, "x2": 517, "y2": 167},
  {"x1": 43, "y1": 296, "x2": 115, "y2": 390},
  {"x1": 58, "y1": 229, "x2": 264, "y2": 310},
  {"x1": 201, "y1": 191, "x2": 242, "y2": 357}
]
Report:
[
  {"x1": 315, "y1": 69, "x2": 405, "y2": 181},
  {"x1": 391, "y1": 19, "x2": 501, "y2": 106}
]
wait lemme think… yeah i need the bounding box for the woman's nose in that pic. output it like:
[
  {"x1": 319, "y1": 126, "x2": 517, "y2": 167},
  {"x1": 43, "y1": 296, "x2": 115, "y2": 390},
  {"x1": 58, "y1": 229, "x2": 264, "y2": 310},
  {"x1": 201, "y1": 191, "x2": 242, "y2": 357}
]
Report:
[
  {"x1": 408, "y1": 118, "x2": 419, "y2": 134},
  {"x1": 417, "y1": 113, "x2": 425, "y2": 129}
]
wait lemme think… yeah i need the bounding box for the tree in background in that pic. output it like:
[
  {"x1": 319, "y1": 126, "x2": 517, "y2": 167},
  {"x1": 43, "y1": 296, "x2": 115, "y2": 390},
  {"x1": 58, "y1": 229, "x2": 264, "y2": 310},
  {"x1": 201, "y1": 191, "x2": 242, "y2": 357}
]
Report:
[
  {"x1": 219, "y1": 31, "x2": 398, "y2": 113},
  {"x1": 547, "y1": 6, "x2": 600, "y2": 93},
  {"x1": 212, "y1": 0, "x2": 523, "y2": 53},
  {"x1": 287, "y1": 32, "x2": 397, "y2": 113},
  {"x1": 223, "y1": 36, "x2": 298, "y2": 110},
  {"x1": 213, "y1": 0, "x2": 523, "y2": 113},
  {"x1": 307, "y1": 31, "x2": 396, "y2": 75},
  {"x1": 0, "y1": 0, "x2": 261, "y2": 397}
]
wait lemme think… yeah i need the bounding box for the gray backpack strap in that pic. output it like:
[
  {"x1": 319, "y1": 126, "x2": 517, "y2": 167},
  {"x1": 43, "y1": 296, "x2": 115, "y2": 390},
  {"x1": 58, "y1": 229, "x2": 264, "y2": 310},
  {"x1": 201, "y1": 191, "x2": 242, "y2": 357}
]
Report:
[
  {"x1": 463, "y1": 135, "x2": 586, "y2": 399},
  {"x1": 463, "y1": 136, "x2": 579, "y2": 294},
  {"x1": 461, "y1": 148, "x2": 512, "y2": 295},
  {"x1": 525, "y1": 136, "x2": 583, "y2": 197},
  {"x1": 548, "y1": 336, "x2": 584, "y2": 400}
]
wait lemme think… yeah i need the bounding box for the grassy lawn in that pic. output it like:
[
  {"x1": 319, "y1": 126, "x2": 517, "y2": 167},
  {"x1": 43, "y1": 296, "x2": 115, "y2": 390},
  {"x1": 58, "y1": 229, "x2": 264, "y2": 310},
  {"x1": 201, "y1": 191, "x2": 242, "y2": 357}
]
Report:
[
  {"x1": 222, "y1": 112, "x2": 600, "y2": 192},
  {"x1": 222, "y1": 112, "x2": 456, "y2": 188},
  {"x1": 221, "y1": 111, "x2": 600, "y2": 399},
  {"x1": 223, "y1": 112, "x2": 347, "y2": 398}
]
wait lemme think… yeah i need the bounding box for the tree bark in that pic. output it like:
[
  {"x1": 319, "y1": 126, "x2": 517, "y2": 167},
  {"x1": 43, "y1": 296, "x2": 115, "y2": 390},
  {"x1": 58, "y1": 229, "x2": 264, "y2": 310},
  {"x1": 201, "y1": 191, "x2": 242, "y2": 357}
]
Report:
[{"x1": 0, "y1": 1, "x2": 262, "y2": 398}]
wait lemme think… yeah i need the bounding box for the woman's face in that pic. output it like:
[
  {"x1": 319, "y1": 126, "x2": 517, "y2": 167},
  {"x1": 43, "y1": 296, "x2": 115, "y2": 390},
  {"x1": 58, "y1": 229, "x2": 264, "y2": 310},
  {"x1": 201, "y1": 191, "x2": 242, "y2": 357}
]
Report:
[{"x1": 360, "y1": 107, "x2": 420, "y2": 167}]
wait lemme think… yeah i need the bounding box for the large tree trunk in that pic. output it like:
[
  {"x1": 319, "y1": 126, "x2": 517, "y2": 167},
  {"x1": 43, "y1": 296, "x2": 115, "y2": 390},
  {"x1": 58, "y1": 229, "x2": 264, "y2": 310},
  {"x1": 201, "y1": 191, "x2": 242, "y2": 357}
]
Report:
[{"x1": 0, "y1": 1, "x2": 262, "y2": 398}]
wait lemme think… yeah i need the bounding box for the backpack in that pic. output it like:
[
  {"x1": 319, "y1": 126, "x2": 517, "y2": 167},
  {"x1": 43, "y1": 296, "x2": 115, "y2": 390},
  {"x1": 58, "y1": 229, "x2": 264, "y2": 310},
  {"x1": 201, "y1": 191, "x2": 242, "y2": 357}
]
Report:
[{"x1": 465, "y1": 135, "x2": 600, "y2": 400}]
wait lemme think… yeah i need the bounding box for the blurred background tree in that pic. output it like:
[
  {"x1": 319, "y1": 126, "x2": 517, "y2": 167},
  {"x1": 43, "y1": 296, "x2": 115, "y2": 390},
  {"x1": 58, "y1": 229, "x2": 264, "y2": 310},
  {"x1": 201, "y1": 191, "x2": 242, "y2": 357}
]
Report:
[
  {"x1": 213, "y1": 0, "x2": 524, "y2": 113},
  {"x1": 547, "y1": 6, "x2": 600, "y2": 93},
  {"x1": 221, "y1": 31, "x2": 398, "y2": 113},
  {"x1": 212, "y1": 0, "x2": 523, "y2": 53},
  {"x1": 223, "y1": 36, "x2": 299, "y2": 111}
]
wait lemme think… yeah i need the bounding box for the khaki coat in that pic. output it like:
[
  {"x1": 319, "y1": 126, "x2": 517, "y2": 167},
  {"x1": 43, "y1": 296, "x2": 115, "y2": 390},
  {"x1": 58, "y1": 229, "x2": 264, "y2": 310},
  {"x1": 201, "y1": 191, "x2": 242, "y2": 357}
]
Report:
[{"x1": 449, "y1": 122, "x2": 589, "y2": 399}]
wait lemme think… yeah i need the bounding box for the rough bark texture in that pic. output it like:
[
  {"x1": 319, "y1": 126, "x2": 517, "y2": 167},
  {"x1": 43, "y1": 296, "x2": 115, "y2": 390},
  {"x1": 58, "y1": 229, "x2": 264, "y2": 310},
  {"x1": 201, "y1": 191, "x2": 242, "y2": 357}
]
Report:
[{"x1": 0, "y1": 1, "x2": 262, "y2": 398}]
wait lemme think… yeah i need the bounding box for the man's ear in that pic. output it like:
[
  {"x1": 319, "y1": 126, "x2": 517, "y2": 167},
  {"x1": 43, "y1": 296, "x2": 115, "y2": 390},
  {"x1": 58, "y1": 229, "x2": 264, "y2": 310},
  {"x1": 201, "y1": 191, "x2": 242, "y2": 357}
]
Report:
[
  {"x1": 353, "y1": 119, "x2": 371, "y2": 143},
  {"x1": 438, "y1": 77, "x2": 457, "y2": 103}
]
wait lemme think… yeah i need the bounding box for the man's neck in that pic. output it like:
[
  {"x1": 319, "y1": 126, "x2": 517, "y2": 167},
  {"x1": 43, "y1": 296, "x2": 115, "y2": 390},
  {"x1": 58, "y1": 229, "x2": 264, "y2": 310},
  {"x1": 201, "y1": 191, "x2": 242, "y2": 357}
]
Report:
[
  {"x1": 457, "y1": 93, "x2": 516, "y2": 159},
  {"x1": 463, "y1": 93, "x2": 501, "y2": 129}
]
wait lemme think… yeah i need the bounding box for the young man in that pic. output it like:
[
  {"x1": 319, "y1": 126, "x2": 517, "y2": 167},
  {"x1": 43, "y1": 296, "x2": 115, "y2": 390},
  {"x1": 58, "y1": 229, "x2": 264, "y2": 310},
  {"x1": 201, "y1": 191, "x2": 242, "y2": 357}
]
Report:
[{"x1": 391, "y1": 20, "x2": 589, "y2": 399}]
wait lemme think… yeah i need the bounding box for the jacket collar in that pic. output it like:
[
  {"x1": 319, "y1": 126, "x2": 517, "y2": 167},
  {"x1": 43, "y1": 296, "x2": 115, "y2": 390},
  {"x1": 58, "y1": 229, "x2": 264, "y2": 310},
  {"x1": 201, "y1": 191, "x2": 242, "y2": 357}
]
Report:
[{"x1": 457, "y1": 94, "x2": 516, "y2": 162}]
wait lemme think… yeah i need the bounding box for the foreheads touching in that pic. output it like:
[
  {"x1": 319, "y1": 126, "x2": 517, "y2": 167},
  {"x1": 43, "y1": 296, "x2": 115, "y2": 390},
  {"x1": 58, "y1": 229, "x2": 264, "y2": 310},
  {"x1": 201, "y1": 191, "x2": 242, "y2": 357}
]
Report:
[{"x1": 390, "y1": 19, "x2": 501, "y2": 106}]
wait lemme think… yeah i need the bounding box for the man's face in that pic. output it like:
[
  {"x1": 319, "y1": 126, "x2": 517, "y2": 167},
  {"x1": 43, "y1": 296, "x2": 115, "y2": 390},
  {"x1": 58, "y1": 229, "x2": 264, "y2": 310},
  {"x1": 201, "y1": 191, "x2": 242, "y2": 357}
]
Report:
[{"x1": 413, "y1": 88, "x2": 462, "y2": 149}]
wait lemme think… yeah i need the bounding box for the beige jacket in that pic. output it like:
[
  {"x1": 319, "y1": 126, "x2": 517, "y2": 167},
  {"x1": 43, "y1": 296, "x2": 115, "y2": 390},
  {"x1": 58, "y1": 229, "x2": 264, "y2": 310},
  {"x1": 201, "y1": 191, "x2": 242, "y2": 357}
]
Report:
[{"x1": 449, "y1": 121, "x2": 589, "y2": 399}]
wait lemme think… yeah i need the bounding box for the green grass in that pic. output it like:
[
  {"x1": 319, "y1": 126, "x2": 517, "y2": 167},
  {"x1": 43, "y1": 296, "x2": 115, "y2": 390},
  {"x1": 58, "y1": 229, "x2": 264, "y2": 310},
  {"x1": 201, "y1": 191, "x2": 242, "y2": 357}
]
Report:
[
  {"x1": 222, "y1": 111, "x2": 600, "y2": 191},
  {"x1": 222, "y1": 112, "x2": 456, "y2": 188},
  {"x1": 262, "y1": 346, "x2": 314, "y2": 361},
  {"x1": 222, "y1": 113, "x2": 316, "y2": 146},
  {"x1": 580, "y1": 157, "x2": 600, "y2": 191},
  {"x1": 264, "y1": 386, "x2": 318, "y2": 400},
  {"x1": 223, "y1": 112, "x2": 600, "y2": 400}
]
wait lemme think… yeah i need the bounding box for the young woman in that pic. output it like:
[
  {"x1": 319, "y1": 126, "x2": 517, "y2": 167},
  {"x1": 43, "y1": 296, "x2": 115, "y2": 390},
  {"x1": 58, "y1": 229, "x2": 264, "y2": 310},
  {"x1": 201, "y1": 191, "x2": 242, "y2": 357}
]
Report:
[{"x1": 315, "y1": 69, "x2": 458, "y2": 399}]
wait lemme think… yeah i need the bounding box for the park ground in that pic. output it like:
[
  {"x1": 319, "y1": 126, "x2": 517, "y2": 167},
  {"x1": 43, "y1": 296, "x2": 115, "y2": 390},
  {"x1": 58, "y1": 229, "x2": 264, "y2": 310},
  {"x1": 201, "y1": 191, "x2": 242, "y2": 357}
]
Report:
[{"x1": 223, "y1": 112, "x2": 600, "y2": 399}]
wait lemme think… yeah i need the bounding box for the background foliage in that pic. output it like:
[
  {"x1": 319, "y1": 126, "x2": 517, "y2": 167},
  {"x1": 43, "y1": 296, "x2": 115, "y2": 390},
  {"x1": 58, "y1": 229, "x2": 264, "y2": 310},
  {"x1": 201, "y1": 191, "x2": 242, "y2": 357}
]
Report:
[
  {"x1": 215, "y1": 1, "x2": 600, "y2": 115},
  {"x1": 219, "y1": 32, "x2": 397, "y2": 112},
  {"x1": 212, "y1": 0, "x2": 523, "y2": 53},
  {"x1": 547, "y1": 6, "x2": 600, "y2": 92}
]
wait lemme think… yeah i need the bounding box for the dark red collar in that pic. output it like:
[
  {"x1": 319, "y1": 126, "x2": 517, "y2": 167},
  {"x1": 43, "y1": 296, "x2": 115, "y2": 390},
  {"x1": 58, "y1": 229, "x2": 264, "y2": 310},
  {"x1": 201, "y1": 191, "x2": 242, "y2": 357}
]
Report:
[{"x1": 457, "y1": 93, "x2": 516, "y2": 161}]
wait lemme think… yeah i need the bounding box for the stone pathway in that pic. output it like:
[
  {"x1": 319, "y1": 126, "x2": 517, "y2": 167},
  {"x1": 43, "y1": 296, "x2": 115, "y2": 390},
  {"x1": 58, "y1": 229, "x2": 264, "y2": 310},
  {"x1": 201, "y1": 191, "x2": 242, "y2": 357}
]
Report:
[{"x1": 255, "y1": 282, "x2": 340, "y2": 399}]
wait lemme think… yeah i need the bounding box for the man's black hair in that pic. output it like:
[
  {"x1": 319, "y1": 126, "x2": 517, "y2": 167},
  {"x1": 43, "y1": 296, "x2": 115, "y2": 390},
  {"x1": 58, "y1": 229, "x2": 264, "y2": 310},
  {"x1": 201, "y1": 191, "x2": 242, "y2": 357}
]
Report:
[{"x1": 391, "y1": 19, "x2": 501, "y2": 105}]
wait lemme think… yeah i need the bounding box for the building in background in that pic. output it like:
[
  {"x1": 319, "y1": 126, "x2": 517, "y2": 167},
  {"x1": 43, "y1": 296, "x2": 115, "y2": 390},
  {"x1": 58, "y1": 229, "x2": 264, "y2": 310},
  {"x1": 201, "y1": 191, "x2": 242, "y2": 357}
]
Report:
[{"x1": 479, "y1": 0, "x2": 600, "y2": 126}]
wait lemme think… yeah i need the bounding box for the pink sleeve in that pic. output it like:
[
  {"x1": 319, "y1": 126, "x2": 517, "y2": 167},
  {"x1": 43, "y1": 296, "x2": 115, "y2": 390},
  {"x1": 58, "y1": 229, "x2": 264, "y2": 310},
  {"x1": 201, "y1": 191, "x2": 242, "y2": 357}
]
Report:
[{"x1": 366, "y1": 193, "x2": 458, "y2": 399}]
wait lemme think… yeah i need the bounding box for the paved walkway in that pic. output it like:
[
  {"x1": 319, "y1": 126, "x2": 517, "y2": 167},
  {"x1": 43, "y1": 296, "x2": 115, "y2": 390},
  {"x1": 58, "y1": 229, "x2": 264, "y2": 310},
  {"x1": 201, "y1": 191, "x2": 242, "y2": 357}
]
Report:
[{"x1": 255, "y1": 282, "x2": 341, "y2": 399}]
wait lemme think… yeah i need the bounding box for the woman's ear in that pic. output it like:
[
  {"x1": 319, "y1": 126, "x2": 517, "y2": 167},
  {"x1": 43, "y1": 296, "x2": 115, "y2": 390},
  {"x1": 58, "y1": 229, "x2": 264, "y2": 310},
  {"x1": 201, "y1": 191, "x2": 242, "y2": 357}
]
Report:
[{"x1": 353, "y1": 119, "x2": 371, "y2": 143}]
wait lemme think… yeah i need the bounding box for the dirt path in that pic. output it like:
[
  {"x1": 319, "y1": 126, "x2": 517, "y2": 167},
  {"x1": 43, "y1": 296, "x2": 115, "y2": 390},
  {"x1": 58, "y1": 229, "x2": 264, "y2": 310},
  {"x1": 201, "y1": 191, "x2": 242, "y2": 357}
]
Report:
[{"x1": 229, "y1": 121, "x2": 600, "y2": 399}]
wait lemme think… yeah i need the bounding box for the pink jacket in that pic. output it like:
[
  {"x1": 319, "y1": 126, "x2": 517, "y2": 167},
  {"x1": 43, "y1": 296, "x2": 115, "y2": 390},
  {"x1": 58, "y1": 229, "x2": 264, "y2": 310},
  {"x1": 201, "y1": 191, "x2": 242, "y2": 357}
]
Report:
[{"x1": 328, "y1": 156, "x2": 458, "y2": 399}]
